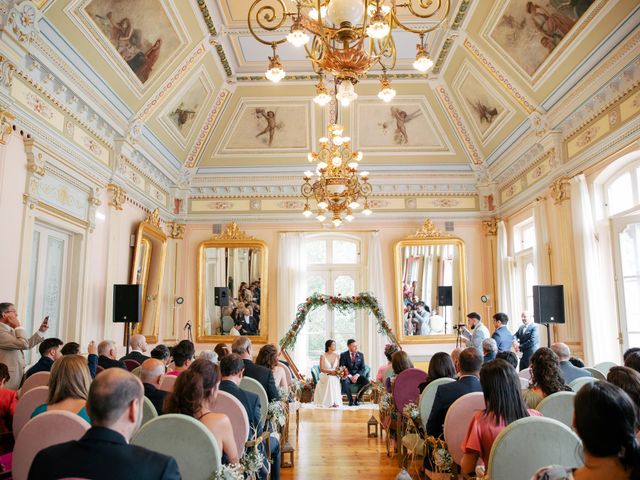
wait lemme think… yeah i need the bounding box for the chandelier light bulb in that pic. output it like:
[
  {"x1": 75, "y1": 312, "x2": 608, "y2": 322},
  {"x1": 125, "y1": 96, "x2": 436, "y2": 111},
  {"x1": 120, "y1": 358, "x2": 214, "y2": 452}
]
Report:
[
  {"x1": 314, "y1": 91, "x2": 332, "y2": 106},
  {"x1": 348, "y1": 161, "x2": 358, "y2": 170},
  {"x1": 377, "y1": 82, "x2": 396, "y2": 102},
  {"x1": 349, "y1": 201, "x2": 360, "y2": 209},
  {"x1": 287, "y1": 25, "x2": 310, "y2": 47},
  {"x1": 362, "y1": 204, "x2": 372, "y2": 216},
  {"x1": 332, "y1": 218, "x2": 343, "y2": 227},
  {"x1": 336, "y1": 79, "x2": 358, "y2": 107},
  {"x1": 332, "y1": 156, "x2": 342, "y2": 167},
  {"x1": 307, "y1": 152, "x2": 315, "y2": 162},
  {"x1": 342, "y1": 136, "x2": 351, "y2": 143},
  {"x1": 318, "y1": 161, "x2": 328, "y2": 170},
  {"x1": 367, "y1": 4, "x2": 391, "y2": 16},
  {"x1": 345, "y1": 213, "x2": 354, "y2": 222},
  {"x1": 303, "y1": 170, "x2": 314, "y2": 178},
  {"x1": 355, "y1": 151, "x2": 363, "y2": 161},
  {"x1": 317, "y1": 201, "x2": 328, "y2": 210},
  {"x1": 366, "y1": 14, "x2": 390, "y2": 39},
  {"x1": 265, "y1": 52, "x2": 286, "y2": 82},
  {"x1": 360, "y1": 171, "x2": 370, "y2": 178},
  {"x1": 332, "y1": 136, "x2": 344, "y2": 146},
  {"x1": 308, "y1": 6, "x2": 327, "y2": 21},
  {"x1": 327, "y1": 0, "x2": 365, "y2": 25},
  {"x1": 319, "y1": 136, "x2": 329, "y2": 144},
  {"x1": 413, "y1": 45, "x2": 434, "y2": 73},
  {"x1": 303, "y1": 205, "x2": 313, "y2": 217},
  {"x1": 316, "y1": 213, "x2": 326, "y2": 222}
]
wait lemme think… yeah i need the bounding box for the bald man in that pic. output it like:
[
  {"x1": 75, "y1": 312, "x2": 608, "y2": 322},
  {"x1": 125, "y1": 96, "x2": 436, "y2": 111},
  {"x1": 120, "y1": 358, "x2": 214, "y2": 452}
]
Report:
[
  {"x1": 119, "y1": 334, "x2": 150, "y2": 365},
  {"x1": 140, "y1": 358, "x2": 166, "y2": 415},
  {"x1": 29, "y1": 368, "x2": 180, "y2": 480},
  {"x1": 551, "y1": 342, "x2": 592, "y2": 384},
  {"x1": 514, "y1": 311, "x2": 539, "y2": 370}
]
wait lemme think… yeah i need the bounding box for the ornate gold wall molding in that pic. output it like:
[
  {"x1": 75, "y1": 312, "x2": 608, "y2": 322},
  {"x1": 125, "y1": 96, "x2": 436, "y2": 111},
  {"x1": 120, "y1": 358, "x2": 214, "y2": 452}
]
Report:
[
  {"x1": 107, "y1": 183, "x2": 126, "y2": 211},
  {"x1": 212, "y1": 222, "x2": 255, "y2": 241},
  {"x1": 167, "y1": 221, "x2": 185, "y2": 240},
  {"x1": 408, "y1": 219, "x2": 450, "y2": 239},
  {"x1": 482, "y1": 218, "x2": 498, "y2": 237},
  {"x1": 550, "y1": 176, "x2": 572, "y2": 205},
  {"x1": 0, "y1": 108, "x2": 15, "y2": 145},
  {"x1": 145, "y1": 208, "x2": 161, "y2": 228}
]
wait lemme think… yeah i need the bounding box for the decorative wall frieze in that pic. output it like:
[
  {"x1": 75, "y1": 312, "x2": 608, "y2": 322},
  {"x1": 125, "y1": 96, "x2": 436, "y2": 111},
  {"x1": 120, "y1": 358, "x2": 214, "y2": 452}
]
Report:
[
  {"x1": 184, "y1": 88, "x2": 231, "y2": 168},
  {"x1": 166, "y1": 221, "x2": 185, "y2": 240},
  {"x1": 482, "y1": 218, "x2": 498, "y2": 237},
  {"x1": 498, "y1": 148, "x2": 556, "y2": 204},
  {"x1": 0, "y1": 55, "x2": 14, "y2": 90},
  {"x1": 107, "y1": 183, "x2": 126, "y2": 211},
  {"x1": 7, "y1": 1, "x2": 39, "y2": 45},
  {"x1": 550, "y1": 176, "x2": 571, "y2": 205},
  {"x1": 144, "y1": 208, "x2": 161, "y2": 228}
]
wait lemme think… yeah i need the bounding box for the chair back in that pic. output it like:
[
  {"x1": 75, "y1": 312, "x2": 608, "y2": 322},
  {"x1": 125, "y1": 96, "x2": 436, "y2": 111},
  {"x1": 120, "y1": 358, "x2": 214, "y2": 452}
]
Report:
[
  {"x1": 95, "y1": 365, "x2": 104, "y2": 375},
  {"x1": 159, "y1": 374, "x2": 177, "y2": 392},
  {"x1": 584, "y1": 367, "x2": 606, "y2": 380},
  {"x1": 487, "y1": 416, "x2": 582, "y2": 480},
  {"x1": 211, "y1": 391, "x2": 249, "y2": 457},
  {"x1": 393, "y1": 368, "x2": 428, "y2": 413},
  {"x1": 13, "y1": 386, "x2": 49, "y2": 437},
  {"x1": 417, "y1": 377, "x2": 455, "y2": 430},
  {"x1": 519, "y1": 377, "x2": 530, "y2": 390},
  {"x1": 142, "y1": 396, "x2": 158, "y2": 425},
  {"x1": 12, "y1": 410, "x2": 90, "y2": 480},
  {"x1": 518, "y1": 368, "x2": 532, "y2": 380},
  {"x1": 123, "y1": 359, "x2": 140, "y2": 372},
  {"x1": 592, "y1": 361, "x2": 617, "y2": 376},
  {"x1": 537, "y1": 391, "x2": 576, "y2": 428},
  {"x1": 222, "y1": 316, "x2": 235, "y2": 334},
  {"x1": 131, "y1": 366, "x2": 142, "y2": 378},
  {"x1": 240, "y1": 377, "x2": 268, "y2": 425},
  {"x1": 382, "y1": 365, "x2": 394, "y2": 385},
  {"x1": 19, "y1": 372, "x2": 50, "y2": 397},
  {"x1": 132, "y1": 413, "x2": 221, "y2": 480},
  {"x1": 443, "y1": 392, "x2": 485, "y2": 465},
  {"x1": 310, "y1": 365, "x2": 320, "y2": 384},
  {"x1": 277, "y1": 363, "x2": 291, "y2": 387},
  {"x1": 569, "y1": 376, "x2": 597, "y2": 392}
]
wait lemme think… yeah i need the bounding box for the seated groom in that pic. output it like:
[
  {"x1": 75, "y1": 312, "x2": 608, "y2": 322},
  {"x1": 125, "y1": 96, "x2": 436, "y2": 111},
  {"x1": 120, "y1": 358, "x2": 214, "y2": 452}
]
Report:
[
  {"x1": 339, "y1": 339, "x2": 369, "y2": 406},
  {"x1": 29, "y1": 368, "x2": 181, "y2": 480}
]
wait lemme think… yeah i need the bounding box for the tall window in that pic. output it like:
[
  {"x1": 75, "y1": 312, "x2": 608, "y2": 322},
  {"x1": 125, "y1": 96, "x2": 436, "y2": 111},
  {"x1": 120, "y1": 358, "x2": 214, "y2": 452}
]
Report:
[
  {"x1": 513, "y1": 218, "x2": 535, "y2": 315},
  {"x1": 300, "y1": 235, "x2": 362, "y2": 371}
]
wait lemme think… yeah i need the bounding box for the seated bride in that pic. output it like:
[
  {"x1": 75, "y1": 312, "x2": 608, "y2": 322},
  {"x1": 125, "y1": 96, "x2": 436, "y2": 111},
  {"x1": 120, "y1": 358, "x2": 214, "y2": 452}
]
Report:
[{"x1": 313, "y1": 339, "x2": 343, "y2": 408}]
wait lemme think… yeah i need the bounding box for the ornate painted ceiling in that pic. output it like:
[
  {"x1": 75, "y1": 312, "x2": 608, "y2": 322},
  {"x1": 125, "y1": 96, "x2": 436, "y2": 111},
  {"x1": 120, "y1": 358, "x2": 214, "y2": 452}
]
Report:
[{"x1": 1, "y1": 0, "x2": 638, "y2": 220}]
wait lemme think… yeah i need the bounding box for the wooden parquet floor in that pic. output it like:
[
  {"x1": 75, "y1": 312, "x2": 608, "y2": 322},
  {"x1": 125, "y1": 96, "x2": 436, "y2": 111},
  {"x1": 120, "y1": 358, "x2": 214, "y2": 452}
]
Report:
[{"x1": 280, "y1": 406, "x2": 405, "y2": 480}]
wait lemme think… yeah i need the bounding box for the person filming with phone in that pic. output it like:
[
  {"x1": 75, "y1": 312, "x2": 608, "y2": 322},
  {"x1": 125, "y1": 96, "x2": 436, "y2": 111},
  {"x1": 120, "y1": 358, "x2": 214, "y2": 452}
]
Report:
[{"x1": 0, "y1": 303, "x2": 49, "y2": 389}]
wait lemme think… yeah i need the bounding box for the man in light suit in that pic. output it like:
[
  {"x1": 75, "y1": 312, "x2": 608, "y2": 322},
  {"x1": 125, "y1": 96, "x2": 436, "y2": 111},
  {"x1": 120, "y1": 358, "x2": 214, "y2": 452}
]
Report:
[
  {"x1": 339, "y1": 339, "x2": 369, "y2": 406},
  {"x1": 514, "y1": 311, "x2": 539, "y2": 370},
  {"x1": 491, "y1": 312, "x2": 514, "y2": 353},
  {"x1": 0, "y1": 303, "x2": 48, "y2": 389},
  {"x1": 460, "y1": 312, "x2": 489, "y2": 355}
]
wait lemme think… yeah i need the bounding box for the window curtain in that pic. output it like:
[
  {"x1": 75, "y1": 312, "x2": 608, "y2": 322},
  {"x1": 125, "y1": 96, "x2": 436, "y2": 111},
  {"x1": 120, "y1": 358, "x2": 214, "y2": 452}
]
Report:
[
  {"x1": 533, "y1": 201, "x2": 550, "y2": 285},
  {"x1": 497, "y1": 220, "x2": 516, "y2": 331},
  {"x1": 277, "y1": 233, "x2": 308, "y2": 369},
  {"x1": 364, "y1": 231, "x2": 387, "y2": 375},
  {"x1": 570, "y1": 175, "x2": 615, "y2": 365}
]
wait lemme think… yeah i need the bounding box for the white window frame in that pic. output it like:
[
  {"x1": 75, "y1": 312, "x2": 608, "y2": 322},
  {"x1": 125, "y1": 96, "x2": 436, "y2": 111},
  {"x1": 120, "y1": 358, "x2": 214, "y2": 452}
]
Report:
[{"x1": 513, "y1": 218, "x2": 535, "y2": 316}]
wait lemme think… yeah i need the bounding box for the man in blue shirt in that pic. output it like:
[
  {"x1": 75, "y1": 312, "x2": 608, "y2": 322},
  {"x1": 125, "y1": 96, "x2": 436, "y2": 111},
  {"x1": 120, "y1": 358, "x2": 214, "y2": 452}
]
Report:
[{"x1": 491, "y1": 312, "x2": 514, "y2": 353}]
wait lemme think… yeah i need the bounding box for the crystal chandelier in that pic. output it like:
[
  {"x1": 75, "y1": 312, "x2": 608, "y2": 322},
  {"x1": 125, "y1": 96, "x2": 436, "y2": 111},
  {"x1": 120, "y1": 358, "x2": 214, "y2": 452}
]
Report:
[
  {"x1": 302, "y1": 123, "x2": 373, "y2": 226},
  {"x1": 250, "y1": 0, "x2": 450, "y2": 104}
]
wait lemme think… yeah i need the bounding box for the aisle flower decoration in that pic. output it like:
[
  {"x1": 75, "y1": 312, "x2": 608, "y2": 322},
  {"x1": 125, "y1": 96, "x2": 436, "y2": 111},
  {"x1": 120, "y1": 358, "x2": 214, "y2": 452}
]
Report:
[
  {"x1": 280, "y1": 292, "x2": 399, "y2": 350},
  {"x1": 266, "y1": 400, "x2": 287, "y2": 433},
  {"x1": 210, "y1": 463, "x2": 244, "y2": 480},
  {"x1": 402, "y1": 401, "x2": 424, "y2": 437}
]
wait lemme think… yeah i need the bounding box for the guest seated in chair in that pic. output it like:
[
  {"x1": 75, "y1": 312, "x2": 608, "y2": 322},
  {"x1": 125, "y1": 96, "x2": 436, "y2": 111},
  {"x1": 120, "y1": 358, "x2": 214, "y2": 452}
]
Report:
[
  {"x1": 31, "y1": 355, "x2": 92, "y2": 424},
  {"x1": 215, "y1": 343, "x2": 230, "y2": 361},
  {"x1": 150, "y1": 344, "x2": 171, "y2": 369},
  {"x1": 29, "y1": 368, "x2": 181, "y2": 480},
  {"x1": 25, "y1": 337, "x2": 63, "y2": 379},
  {"x1": 551, "y1": 342, "x2": 592, "y2": 384},
  {"x1": 119, "y1": 334, "x2": 150, "y2": 364},
  {"x1": 482, "y1": 338, "x2": 497, "y2": 363},
  {"x1": 418, "y1": 351, "x2": 456, "y2": 393},
  {"x1": 219, "y1": 354, "x2": 280, "y2": 480},
  {"x1": 625, "y1": 351, "x2": 640, "y2": 374},
  {"x1": 256, "y1": 344, "x2": 287, "y2": 391},
  {"x1": 607, "y1": 366, "x2": 640, "y2": 424},
  {"x1": 496, "y1": 351, "x2": 519, "y2": 370},
  {"x1": 461, "y1": 359, "x2": 541, "y2": 475},
  {"x1": 97, "y1": 340, "x2": 127, "y2": 370},
  {"x1": 376, "y1": 344, "x2": 399, "y2": 382},
  {"x1": 61, "y1": 341, "x2": 99, "y2": 378},
  {"x1": 533, "y1": 381, "x2": 640, "y2": 480},
  {"x1": 165, "y1": 359, "x2": 239, "y2": 465},
  {"x1": 386, "y1": 350, "x2": 413, "y2": 392},
  {"x1": 232, "y1": 337, "x2": 279, "y2": 402},
  {"x1": 140, "y1": 359, "x2": 166, "y2": 416},
  {"x1": 0, "y1": 363, "x2": 16, "y2": 433},
  {"x1": 166, "y1": 340, "x2": 194, "y2": 376},
  {"x1": 522, "y1": 347, "x2": 571, "y2": 409}
]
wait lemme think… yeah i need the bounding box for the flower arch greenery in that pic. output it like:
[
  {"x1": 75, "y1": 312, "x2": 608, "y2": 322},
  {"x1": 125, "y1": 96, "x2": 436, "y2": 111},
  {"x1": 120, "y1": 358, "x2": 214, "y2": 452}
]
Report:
[{"x1": 279, "y1": 292, "x2": 400, "y2": 351}]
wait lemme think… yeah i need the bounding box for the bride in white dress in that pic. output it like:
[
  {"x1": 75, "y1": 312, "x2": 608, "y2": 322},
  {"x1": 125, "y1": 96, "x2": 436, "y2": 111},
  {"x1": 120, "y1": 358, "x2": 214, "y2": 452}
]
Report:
[{"x1": 313, "y1": 339, "x2": 342, "y2": 408}]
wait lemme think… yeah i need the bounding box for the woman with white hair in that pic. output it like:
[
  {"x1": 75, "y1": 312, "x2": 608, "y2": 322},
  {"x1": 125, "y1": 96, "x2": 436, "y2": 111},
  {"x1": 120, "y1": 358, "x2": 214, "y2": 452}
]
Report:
[{"x1": 198, "y1": 350, "x2": 218, "y2": 363}]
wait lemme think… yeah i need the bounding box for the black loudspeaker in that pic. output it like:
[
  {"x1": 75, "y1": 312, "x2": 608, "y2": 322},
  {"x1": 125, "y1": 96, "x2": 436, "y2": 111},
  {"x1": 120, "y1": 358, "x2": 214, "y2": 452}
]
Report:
[
  {"x1": 214, "y1": 287, "x2": 231, "y2": 307},
  {"x1": 533, "y1": 285, "x2": 565, "y2": 324},
  {"x1": 437, "y1": 286, "x2": 453, "y2": 307},
  {"x1": 113, "y1": 284, "x2": 141, "y2": 323}
]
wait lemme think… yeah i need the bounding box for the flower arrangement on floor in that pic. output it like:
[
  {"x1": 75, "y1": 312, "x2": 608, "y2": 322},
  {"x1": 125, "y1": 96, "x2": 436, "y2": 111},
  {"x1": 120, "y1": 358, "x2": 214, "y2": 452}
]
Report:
[
  {"x1": 280, "y1": 292, "x2": 399, "y2": 351},
  {"x1": 266, "y1": 400, "x2": 287, "y2": 433},
  {"x1": 424, "y1": 435, "x2": 454, "y2": 477},
  {"x1": 402, "y1": 401, "x2": 424, "y2": 437},
  {"x1": 293, "y1": 377, "x2": 315, "y2": 403}
]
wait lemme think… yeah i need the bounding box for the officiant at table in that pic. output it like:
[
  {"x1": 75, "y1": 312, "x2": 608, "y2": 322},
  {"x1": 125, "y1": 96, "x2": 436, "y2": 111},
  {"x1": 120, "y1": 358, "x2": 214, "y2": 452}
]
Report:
[{"x1": 340, "y1": 339, "x2": 369, "y2": 406}]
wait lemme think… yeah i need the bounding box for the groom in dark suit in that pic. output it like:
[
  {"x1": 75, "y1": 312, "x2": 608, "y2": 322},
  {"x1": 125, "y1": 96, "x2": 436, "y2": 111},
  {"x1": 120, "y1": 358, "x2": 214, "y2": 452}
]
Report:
[{"x1": 339, "y1": 339, "x2": 369, "y2": 406}]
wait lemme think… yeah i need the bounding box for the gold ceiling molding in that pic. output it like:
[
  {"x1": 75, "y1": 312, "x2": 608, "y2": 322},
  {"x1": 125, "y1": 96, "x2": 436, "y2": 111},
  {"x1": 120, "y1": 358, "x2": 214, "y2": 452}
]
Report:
[
  {"x1": 463, "y1": 38, "x2": 536, "y2": 115},
  {"x1": 0, "y1": 108, "x2": 15, "y2": 145},
  {"x1": 550, "y1": 176, "x2": 571, "y2": 205},
  {"x1": 212, "y1": 222, "x2": 256, "y2": 241},
  {"x1": 408, "y1": 219, "x2": 450, "y2": 239},
  {"x1": 196, "y1": 0, "x2": 232, "y2": 77},
  {"x1": 167, "y1": 221, "x2": 186, "y2": 240},
  {"x1": 145, "y1": 208, "x2": 162, "y2": 228},
  {"x1": 482, "y1": 217, "x2": 498, "y2": 237},
  {"x1": 107, "y1": 183, "x2": 126, "y2": 211}
]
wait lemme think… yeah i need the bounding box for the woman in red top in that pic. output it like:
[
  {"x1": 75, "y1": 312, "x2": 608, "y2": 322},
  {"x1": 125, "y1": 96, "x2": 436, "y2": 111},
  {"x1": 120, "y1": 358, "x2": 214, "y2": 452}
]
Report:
[
  {"x1": 461, "y1": 359, "x2": 541, "y2": 474},
  {"x1": 0, "y1": 363, "x2": 16, "y2": 434}
]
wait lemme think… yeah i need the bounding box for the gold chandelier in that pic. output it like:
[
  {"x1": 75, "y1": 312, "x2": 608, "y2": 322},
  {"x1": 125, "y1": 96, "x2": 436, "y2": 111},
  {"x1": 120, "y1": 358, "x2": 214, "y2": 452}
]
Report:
[
  {"x1": 249, "y1": 0, "x2": 450, "y2": 105},
  {"x1": 302, "y1": 123, "x2": 373, "y2": 226}
]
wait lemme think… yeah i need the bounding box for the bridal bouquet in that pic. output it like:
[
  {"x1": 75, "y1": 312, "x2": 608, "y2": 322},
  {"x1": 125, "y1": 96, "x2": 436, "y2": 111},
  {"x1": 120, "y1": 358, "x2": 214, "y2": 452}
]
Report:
[{"x1": 334, "y1": 366, "x2": 348, "y2": 379}]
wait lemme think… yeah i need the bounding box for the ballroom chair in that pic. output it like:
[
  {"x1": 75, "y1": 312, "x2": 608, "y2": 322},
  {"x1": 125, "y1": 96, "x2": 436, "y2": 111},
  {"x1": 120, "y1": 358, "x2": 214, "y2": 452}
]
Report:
[
  {"x1": 519, "y1": 376, "x2": 530, "y2": 390},
  {"x1": 569, "y1": 376, "x2": 597, "y2": 392},
  {"x1": 277, "y1": 363, "x2": 299, "y2": 441},
  {"x1": 394, "y1": 368, "x2": 429, "y2": 466},
  {"x1": 18, "y1": 372, "x2": 50, "y2": 398},
  {"x1": 211, "y1": 391, "x2": 249, "y2": 458},
  {"x1": 142, "y1": 396, "x2": 158, "y2": 425},
  {"x1": 518, "y1": 368, "x2": 532, "y2": 381},
  {"x1": 131, "y1": 366, "x2": 142, "y2": 378},
  {"x1": 487, "y1": 417, "x2": 582, "y2": 480},
  {"x1": 12, "y1": 410, "x2": 90, "y2": 480},
  {"x1": 310, "y1": 365, "x2": 321, "y2": 385},
  {"x1": 159, "y1": 375, "x2": 177, "y2": 393},
  {"x1": 123, "y1": 359, "x2": 140, "y2": 372},
  {"x1": 221, "y1": 316, "x2": 235, "y2": 334},
  {"x1": 132, "y1": 414, "x2": 222, "y2": 480},
  {"x1": 443, "y1": 392, "x2": 485, "y2": 467},
  {"x1": 584, "y1": 367, "x2": 606, "y2": 380},
  {"x1": 537, "y1": 391, "x2": 576, "y2": 428},
  {"x1": 13, "y1": 386, "x2": 48, "y2": 438},
  {"x1": 240, "y1": 377, "x2": 268, "y2": 426},
  {"x1": 592, "y1": 361, "x2": 617, "y2": 376},
  {"x1": 382, "y1": 365, "x2": 394, "y2": 386}
]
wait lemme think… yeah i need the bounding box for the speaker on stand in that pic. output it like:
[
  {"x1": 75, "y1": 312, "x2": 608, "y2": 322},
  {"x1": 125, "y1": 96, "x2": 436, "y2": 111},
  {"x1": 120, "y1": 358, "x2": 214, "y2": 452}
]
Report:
[
  {"x1": 113, "y1": 284, "x2": 141, "y2": 355},
  {"x1": 533, "y1": 285, "x2": 565, "y2": 348},
  {"x1": 437, "y1": 286, "x2": 453, "y2": 334},
  {"x1": 214, "y1": 287, "x2": 231, "y2": 335}
]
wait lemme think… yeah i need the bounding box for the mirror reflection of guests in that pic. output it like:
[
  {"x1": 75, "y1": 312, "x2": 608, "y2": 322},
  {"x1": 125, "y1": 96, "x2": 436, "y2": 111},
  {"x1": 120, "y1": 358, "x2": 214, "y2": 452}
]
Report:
[
  {"x1": 339, "y1": 339, "x2": 369, "y2": 406},
  {"x1": 313, "y1": 340, "x2": 342, "y2": 408},
  {"x1": 404, "y1": 300, "x2": 430, "y2": 336},
  {"x1": 227, "y1": 279, "x2": 261, "y2": 336}
]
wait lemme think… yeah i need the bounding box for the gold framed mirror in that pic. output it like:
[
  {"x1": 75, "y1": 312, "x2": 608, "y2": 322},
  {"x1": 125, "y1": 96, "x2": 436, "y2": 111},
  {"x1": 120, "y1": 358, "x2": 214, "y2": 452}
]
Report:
[
  {"x1": 130, "y1": 209, "x2": 168, "y2": 343},
  {"x1": 395, "y1": 219, "x2": 467, "y2": 344},
  {"x1": 196, "y1": 223, "x2": 268, "y2": 343}
]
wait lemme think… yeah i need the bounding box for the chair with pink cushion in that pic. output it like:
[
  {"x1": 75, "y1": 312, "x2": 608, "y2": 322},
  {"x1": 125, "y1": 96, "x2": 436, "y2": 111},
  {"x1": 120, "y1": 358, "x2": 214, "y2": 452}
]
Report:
[
  {"x1": 443, "y1": 392, "x2": 486, "y2": 466},
  {"x1": 159, "y1": 375, "x2": 177, "y2": 393},
  {"x1": 18, "y1": 372, "x2": 50, "y2": 397},
  {"x1": 210, "y1": 391, "x2": 249, "y2": 458},
  {"x1": 392, "y1": 368, "x2": 427, "y2": 412},
  {"x1": 13, "y1": 386, "x2": 49, "y2": 438},
  {"x1": 12, "y1": 410, "x2": 90, "y2": 480}
]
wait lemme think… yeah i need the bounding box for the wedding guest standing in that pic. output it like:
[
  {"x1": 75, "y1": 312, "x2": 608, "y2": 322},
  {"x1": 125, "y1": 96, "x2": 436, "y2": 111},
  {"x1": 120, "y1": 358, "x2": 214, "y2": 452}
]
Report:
[
  {"x1": 514, "y1": 311, "x2": 539, "y2": 370},
  {"x1": 460, "y1": 312, "x2": 489, "y2": 355},
  {"x1": 491, "y1": 313, "x2": 514, "y2": 353}
]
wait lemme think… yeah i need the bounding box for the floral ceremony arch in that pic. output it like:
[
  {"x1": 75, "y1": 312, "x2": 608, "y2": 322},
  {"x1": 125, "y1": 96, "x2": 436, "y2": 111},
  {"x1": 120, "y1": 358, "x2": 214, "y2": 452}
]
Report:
[{"x1": 279, "y1": 291, "x2": 399, "y2": 351}]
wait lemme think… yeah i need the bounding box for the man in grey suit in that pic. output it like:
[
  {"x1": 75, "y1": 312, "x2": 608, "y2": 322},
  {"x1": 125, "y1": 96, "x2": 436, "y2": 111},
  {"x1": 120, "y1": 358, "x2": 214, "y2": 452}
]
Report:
[
  {"x1": 551, "y1": 342, "x2": 592, "y2": 384},
  {"x1": 0, "y1": 303, "x2": 48, "y2": 389},
  {"x1": 460, "y1": 312, "x2": 489, "y2": 355}
]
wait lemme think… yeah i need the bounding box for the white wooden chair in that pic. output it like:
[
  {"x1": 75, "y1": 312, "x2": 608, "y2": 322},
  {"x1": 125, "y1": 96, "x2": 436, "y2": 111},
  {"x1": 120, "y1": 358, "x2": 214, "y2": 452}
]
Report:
[{"x1": 537, "y1": 391, "x2": 576, "y2": 428}]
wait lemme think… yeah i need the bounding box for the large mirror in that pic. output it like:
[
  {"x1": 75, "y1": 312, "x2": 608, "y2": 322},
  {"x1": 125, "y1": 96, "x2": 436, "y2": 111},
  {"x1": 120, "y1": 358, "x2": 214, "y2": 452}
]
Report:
[
  {"x1": 395, "y1": 219, "x2": 467, "y2": 344},
  {"x1": 197, "y1": 223, "x2": 268, "y2": 343},
  {"x1": 130, "y1": 209, "x2": 167, "y2": 343}
]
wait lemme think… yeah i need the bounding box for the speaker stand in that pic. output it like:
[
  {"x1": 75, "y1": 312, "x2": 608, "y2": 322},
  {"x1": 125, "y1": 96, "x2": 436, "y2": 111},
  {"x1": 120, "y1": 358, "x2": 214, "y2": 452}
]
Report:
[
  {"x1": 124, "y1": 321, "x2": 132, "y2": 355},
  {"x1": 544, "y1": 323, "x2": 551, "y2": 348}
]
